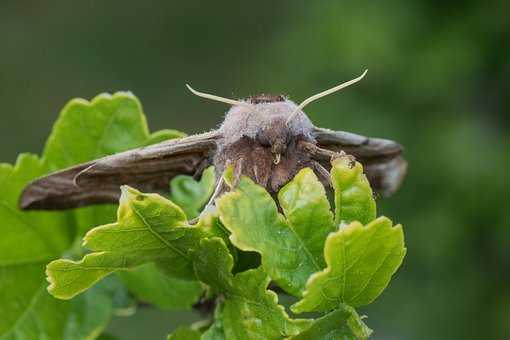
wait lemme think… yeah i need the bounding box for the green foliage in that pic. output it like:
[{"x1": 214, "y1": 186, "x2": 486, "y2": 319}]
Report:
[
  {"x1": 1, "y1": 91, "x2": 406, "y2": 339},
  {"x1": 291, "y1": 217, "x2": 406, "y2": 313},
  {"x1": 216, "y1": 160, "x2": 380, "y2": 297},
  {"x1": 289, "y1": 305, "x2": 372, "y2": 340},
  {"x1": 331, "y1": 157, "x2": 376, "y2": 226},
  {"x1": 216, "y1": 173, "x2": 322, "y2": 296},
  {"x1": 145, "y1": 130, "x2": 187, "y2": 146},
  {"x1": 168, "y1": 326, "x2": 201, "y2": 340},
  {"x1": 170, "y1": 166, "x2": 216, "y2": 219},
  {"x1": 46, "y1": 186, "x2": 208, "y2": 299},
  {"x1": 42, "y1": 92, "x2": 180, "y2": 236},
  {"x1": 192, "y1": 238, "x2": 311, "y2": 339},
  {"x1": 42, "y1": 92, "x2": 152, "y2": 170},
  {"x1": 0, "y1": 92, "x2": 186, "y2": 339},
  {"x1": 0, "y1": 154, "x2": 83, "y2": 339},
  {"x1": 278, "y1": 168, "x2": 336, "y2": 267},
  {"x1": 119, "y1": 263, "x2": 203, "y2": 311}
]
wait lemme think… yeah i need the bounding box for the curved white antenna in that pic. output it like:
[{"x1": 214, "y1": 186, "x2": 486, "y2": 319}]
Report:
[
  {"x1": 185, "y1": 84, "x2": 251, "y2": 107},
  {"x1": 286, "y1": 69, "x2": 368, "y2": 124}
]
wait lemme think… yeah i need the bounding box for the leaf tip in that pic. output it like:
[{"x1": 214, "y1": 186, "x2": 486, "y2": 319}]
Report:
[{"x1": 45, "y1": 260, "x2": 73, "y2": 300}]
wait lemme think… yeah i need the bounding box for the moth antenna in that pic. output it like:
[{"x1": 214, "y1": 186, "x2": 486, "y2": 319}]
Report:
[
  {"x1": 185, "y1": 84, "x2": 252, "y2": 107},
  {"x1": 286, "y1": 69, "x2": 368, "y2": 124}
]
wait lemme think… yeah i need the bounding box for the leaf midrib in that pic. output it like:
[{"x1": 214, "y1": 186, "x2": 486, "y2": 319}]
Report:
[
  {"x1": 130, "y1": 201, "x2": 190, "y2": 261},
  {"x1": 245, "y1": 185, "x2": 322, "y2": 274}
]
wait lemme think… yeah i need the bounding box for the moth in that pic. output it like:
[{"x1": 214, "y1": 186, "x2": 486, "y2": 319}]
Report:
[{"x1": 20, "y1": 70, "x2": 407, "y2": 212}]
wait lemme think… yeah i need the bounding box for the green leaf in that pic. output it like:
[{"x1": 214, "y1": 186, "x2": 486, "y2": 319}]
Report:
[
  {"x1": 0, "y1": 155, "x2": 126, "y2": 339},
  {"x1": 202, "y1": 321, "x2": 226, "y2": 340},
  {"x1": 1, "y1": 93, "x2": 187, "y2": 338},
  {"x1": 145, "y1": 129, "x2": 186, "y2": 146},
  {"x1": 43, "y1": 92, "x2": 151, "y2": 169},
  {"x1": 331, "y1": 157, "x2": 376, "y2": 225},
  {"x1": 41, "y1": 91, "x2": 185, "y2": 236},
  {"x1": 63, "y1": 278, "x2": 120, "y2": 340},
  {"x1": 0, "y1": 154, "x2": 72, "y2": 338},
  {"x1": 46, "y1": 186, "x2": 207, "y2": 299},
  {"x1": 291, "y1": 217, "x2": 406, "y2": 313},
  {"x1": 170, "y1": 166, "x2": 216, "y2": 219},
  {"x1": 0, "y1": 285, "x2": 70, "y2": 340},
  {"x1": 289, "y1": 304, "x2": 372, "y2": 340},
  {"x1": 217, "y1": 175, "x2": 324, "y2": 296},
  {"x1": 278, "y1": 168, "x2": 336, "y2": 267},
  {"x1": 168, "y1": 326, "x2": 201, "y2": 340},
  {"x1": 201, "y1": 305, "x2": 226, "y2": 340},
  {"x1": 192, "y1": 238, "x2": 311, "y2": 339},
  {"x1": 119, "y1": 262, "x2": 203, "y2": 310}
]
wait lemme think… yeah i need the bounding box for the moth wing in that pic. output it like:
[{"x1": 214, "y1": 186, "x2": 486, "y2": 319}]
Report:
[
  {"x1": 313, "y1": 127, "x2": 407, "y2": 196},
  {"x1": 20, "y1": 131, "x2": 220, "y2": 210}
]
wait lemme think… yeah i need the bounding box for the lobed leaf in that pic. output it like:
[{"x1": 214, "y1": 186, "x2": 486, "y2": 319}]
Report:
[
  {"x1": 292, "y1": 217, "x2": 406, "y2": 313},
  {"x1": 43, "y1": 92, "x2": 152, "y2": 169},
  {"x1": 331, "y1": 156, "x2": 376, "y2": 226},
  {"x1": 170, "y1": 166, "x2": 216, "y2": 219},
  {"x1": 278, "y1": 168, "x2": 336, "y2": 267},
  {"x1": 0, "y1": 92, "x2": 186, "y2": 338},
  {"x1": 289, "y1": 304, "x2": 372, "y2": 340},
  {"x1": 41, "y1": 91, "x2": 185, "y2": 236},
  {"x1": 217, "y1": 174, "x2": 323, "y2": 296},
  {"x1": 2, "y1": 90, "x2": 406, "y2": 338},
  {"x1": 0, "y1": 155, "x2": 72, "y2": 338},
  {"x1": 0, "y1": 156, "x2": 120, "y2": 340},
  {"x1": 46, "y1": 186, "x2": 207, "y2": 300},
  {"x1": 119, "y1": 262, "x2": 203, "y2": 311},
  {"x1": 192, "y1": 238, "x2": 311, "y2": 339}
]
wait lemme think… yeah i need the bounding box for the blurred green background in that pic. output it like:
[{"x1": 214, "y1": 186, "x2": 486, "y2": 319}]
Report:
[{"x1": 1, "y1": 1, "x2": 509, "y2": 339}]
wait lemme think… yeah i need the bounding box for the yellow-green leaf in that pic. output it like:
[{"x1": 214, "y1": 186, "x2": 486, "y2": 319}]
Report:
[
  {"x1": 47, "y1": 187, "x2": 206, "y2": 300},
  {"x1": 217, "y1": 175, "x2": 323, "y2": 296},
  {"x1": 192, "y1": 238, "x2": 310, "y2": 339},
  {"x1": 289, "y1": 304, "x2": 372, "y2": 340},
  {"x1": 278, "y1": 168, "x2": 335, "y2": 267},
  {"x1": 331, "y1": 157, "x2": 376, "y2": 225},
  {"x1": 292, "y1": 217, "x2": 406, "y2": 313}
]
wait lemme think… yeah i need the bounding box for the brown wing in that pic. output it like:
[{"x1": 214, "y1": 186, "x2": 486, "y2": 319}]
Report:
[
  {"x1": 312, "y1": 127, "x2": 407, "y2": 196},
  {"x1": 20, "y1": 131, "x2": 220, "y2": 210}
]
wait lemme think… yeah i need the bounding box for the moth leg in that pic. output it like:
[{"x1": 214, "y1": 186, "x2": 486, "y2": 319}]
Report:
[
  {"x1": 190, "y1": 158, "x2": 245, "y2": 224},
  {"x1": 311, "y1": 160, "x2": 332, "y2": 188},
  {"x1": 298, "y1": 141, "x2": 343, "y2": 162},
  {"x1": 189, "y1": 176, "x2": 225, "y2": 225},
  {"x1": 204, "y1": 176, "x2": 225, "y2": 214},
  {"x1": 193, "y1": 158, "x2": 212, "y2": 180},
  {"x1": 230, "y1": 157, "x2": 245, "y2": 188}
]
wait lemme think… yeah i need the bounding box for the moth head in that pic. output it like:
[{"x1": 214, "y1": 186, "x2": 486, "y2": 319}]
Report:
[
  {"x1": 221, "y1": 95, "x2": 305, "y2": 164},
  {"x1": 185, "y1": 69, "x2": 367, "y2": 163},
  {"x1": 185, "y1": 85, "x2": 312, "y2": 157},
  {"x1": 245, "y1": 95, "x2": 290, "y2": 156}
]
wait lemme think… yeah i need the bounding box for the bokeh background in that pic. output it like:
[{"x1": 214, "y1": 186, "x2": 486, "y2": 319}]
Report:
[{"x1": 1, "y1": 1, "x2": 509, "y2": 339}]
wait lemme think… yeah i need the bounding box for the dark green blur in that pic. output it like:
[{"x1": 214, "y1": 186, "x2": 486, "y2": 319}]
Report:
[{"x1": 1, "y1": 1, "x2": 508, "y2": 339}]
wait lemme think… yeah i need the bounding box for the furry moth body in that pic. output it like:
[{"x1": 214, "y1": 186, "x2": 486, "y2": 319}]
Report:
[{"x1": 20, "y1": 72, "x2": 407, "y2": 210}]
